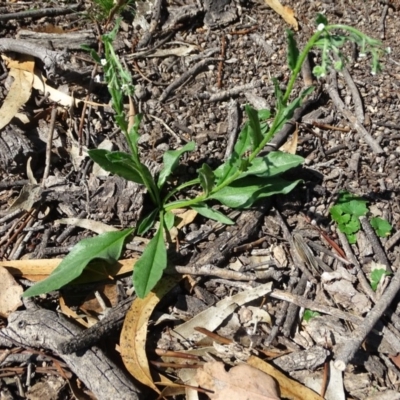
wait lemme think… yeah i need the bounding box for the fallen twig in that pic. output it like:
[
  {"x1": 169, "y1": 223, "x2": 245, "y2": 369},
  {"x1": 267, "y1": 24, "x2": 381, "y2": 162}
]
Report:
[
  {"x1": 0, "y1": 3, "x2": 82, "y2": 21},
  {"x1": 0, "y1": 305, "x2": 141, "y2": 399},
  {"x1": 359, "y1": 216, "x2": 391, "y2": 272},
  {"x1": 159, "y1": 57, "x2": 221, "y2": 102},
  {"x1": 334, "y1": 265, "x2": 400, "y2": 371},
  {"x1": 0, "y1": 39, "x2": 67, "y2": 76},
  {"x1": 326, "y1": 70, "x2": 383, "y2": 154}
]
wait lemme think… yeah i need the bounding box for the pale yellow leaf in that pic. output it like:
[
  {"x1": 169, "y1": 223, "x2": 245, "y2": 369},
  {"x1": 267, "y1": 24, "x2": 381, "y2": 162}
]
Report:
[
  {"x1": 279, "y1": 124, "x2": 298, "y2": 154},
  {"x1": 0, "y1": 66, "x2": 33, "y2": 130},
  {"x1": 0, "y1": 258, "x2": 138, "y2": 282},
  {"x1": 264, "y1": 0, "x2": 299, "y2": 30},
  {"x1": 0, "y1": 266, "x2": 23, "y2": 318},
  {"x1": 175, "y1": 209, "x2": 198, "y2": 229},
  {"x1": 3, "y1": 54, "x2": 35, "y2": 73},
  {"x1": 120, "y1": 275, "x2": 180, "y2": 391}
]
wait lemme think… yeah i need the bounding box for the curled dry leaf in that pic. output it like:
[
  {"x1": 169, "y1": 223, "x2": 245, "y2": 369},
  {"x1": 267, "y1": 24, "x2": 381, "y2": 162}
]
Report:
[
  {"x1": 279, "y1": 124, "x2": 298, "y2": 154},
  {"x1": 264, "y1": 0, "x2": 299, "y2": 31},
  {"x1": 120, "y1": 275, "x2": 181, "y2": 392},
  {"x1": 195, "y1": 362, "x2": 280, "y2": 400},
  {"x1": 0, "y1": 258, "x2": 137, "y2": 282},
  {"x1": 0, "y1": 56, "x2": 34, "y2": 130},
  {"x1": 0, "y1": 267, "x2": 23, "y2": 318}
]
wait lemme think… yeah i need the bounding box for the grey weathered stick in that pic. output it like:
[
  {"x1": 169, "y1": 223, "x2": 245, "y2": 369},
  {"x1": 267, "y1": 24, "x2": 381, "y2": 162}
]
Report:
[
  {"x1": 337, "y1": 230, "x2": 377, "y2": 301},
  {"x1": 0, "y1": 39, "x2": 67, "y2": 75},
  {"x1": 0, "y1": 4, "x2": 81, "y2": 21},
  {"x1": 159, "y1": 58, "x2": 221, "y2": 102},
  {"x1": 326, "y1": 71, "x2": 383, "y2": 154},
  {"x1": 359, "y1": 215, "x2": 391, "y2": 272},
  {"x1": 0, "y1": 308, "x2": 141, "y2": 399},
  {"x1": 334, "y1": 265, "x2": 400, "y2": 371}
]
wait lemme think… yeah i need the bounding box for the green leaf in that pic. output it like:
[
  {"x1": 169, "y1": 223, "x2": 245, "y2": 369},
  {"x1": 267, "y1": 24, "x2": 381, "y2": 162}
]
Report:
[
  {"x1": 191, "y1": 203, "x2": 234, "y2": 225},
  {"x1": 214, "y1": 123, "x2": 252, "y2": 184},
  {"x1": 303, "y1": 309, "x2": 321, "y2": 322},
  {"x1": 246, "y1": 105, "x2": 263, "y2": 149},
  {"x1": 283, "y1": 86, "x2": 314, "y2": 120},
  {"x1": 242, "y1": 151, "x2": 304, "y2": 179},
  {"x1": 258, "y1": 109, "x2": 271, "y2": 120},
  {"x1": 316, "y1": 13, "x2": 328, "y2": 26},
  {"x1": 157, "y1": 142, "x2": 196, "y2": 189},
  {"x1": 347, "y1": 233, "x2": 357, "y2": 244},
  {"x1": 313, "y1": 65, "x2": 327, "y2": 78},
  {"x1": 137, "y1": 208, "x2": 159, "y2": 235},
  {"x1": 339, "y1": 215, "x2": 360, "y2": 234},
  {"x1": 164, "y1": 211, "x2": 175, "y2": 230},
  {"x1": 198, "y1": 163, "x2": 215, "y2": 196},
  {"x1": 370, "y1": 268, "x2": 391, "y2": 291},
  {"x1": 88, "y1": 149, "x2": 144, "y2": 184},
  {"x1": 81, "y1": 45, "x2": 101, "y2": 64},
  {"x1": 128, "y1": 114, "x2": 143, "y2": 160},
  {"x1": 329, "y1": 205, "x2": 343, "y2": 223},
  {"x1": 23, "y1": 228, "x2": 134, "y2": 297},
  {"x1": 274, "y1": 86, "x2": 314, "y2": 131},
  {"x1": 272, "y1": 78, "x2": 284, "y2": 111},
  {"x1": 209, "y1": 176, "x2": 302, "y2": 209},
  {"x1": 287, "y1": 29, "x2": 299, "y2": 71},
  {"x1": 133, "y1": 223, "x2": 167, "y2": 298},
  {"x1": 340, "y1": 200, "x2": 368, "y2": 217},
  {"x1": 370, "y1": 217, "x2": 392, "y2": 238}
]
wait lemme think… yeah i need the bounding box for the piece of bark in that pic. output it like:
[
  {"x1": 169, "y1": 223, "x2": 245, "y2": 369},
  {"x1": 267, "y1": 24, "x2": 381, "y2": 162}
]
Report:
[
  {"x1": 203, "y1": 0, "x2": 238, "y2": 28},
  {"x1": 0, "y1": 308, "x2": 141, "y2": 400},
  {"x1": 16, "y1": 30, "x2": 97, "y2": 51},
  {"x1": 0, "y1": 38, "x2": 67, "y2": 76},
  {"x1": 58, "y1": 297, "x2": 134, "y2": 354}
]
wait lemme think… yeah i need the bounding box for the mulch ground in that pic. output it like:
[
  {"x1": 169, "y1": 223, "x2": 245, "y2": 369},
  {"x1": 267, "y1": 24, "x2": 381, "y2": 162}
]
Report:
[{"x1": 1, "y1": 0, "x2": 400, "y2": 399}]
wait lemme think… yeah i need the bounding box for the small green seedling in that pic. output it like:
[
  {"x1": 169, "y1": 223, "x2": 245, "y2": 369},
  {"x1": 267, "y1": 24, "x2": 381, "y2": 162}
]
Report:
[
  {"x1": 303, "y1": 309, "x2": 321, "y2": 322},
  {"x1": 370, "y1": 217, "x2": 392, "y2": 238},
  {"x1": 330, "y1": 192, "x2": 393, "y2": 244},
  {"x1": 330, "y1": 191, "x2": 368, "y2": 244},
  {"x1": 24, "y1": 16, "x2": 388, "y2": 299},
  {"x1": 370, "y1": 268, "x2": 391, "y2": 291}
]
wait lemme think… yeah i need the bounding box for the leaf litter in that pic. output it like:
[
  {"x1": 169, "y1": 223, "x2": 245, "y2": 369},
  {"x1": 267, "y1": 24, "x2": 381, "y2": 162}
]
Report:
[{"x1": 0, "y1": 0, "x2": 400, "y2": 399}]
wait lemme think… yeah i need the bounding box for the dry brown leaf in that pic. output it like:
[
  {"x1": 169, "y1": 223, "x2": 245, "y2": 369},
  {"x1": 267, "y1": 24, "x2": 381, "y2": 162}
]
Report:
[
  {"x1": 279, "y1": 124, "x2": 299, "y2": 154},
  {"x1": 264, "y1": 0, "x2": 299, "y2": 30},
  {"x1": 247, "y1": 356, "x2": 324, "y2": 400},
  {"x1": 0, "y1": 266, "x2": 23, "y2": 318},
  {"x1": 195, "y1": 362, "x2": 280, "y2": 400},
  {"x1": 120, "y1": 275, "x2": 181, "y2": 392},
  {"x1": 59, "y1": 295, "x2": 91, "y2": 328},
  {"x1": 0, "y1": 58, "x2": 34, "y2": 130},
  {"x1": 175, "y1": 209, "x2": 198, "y2": 229},
  {"x1": 0, "y1": 258, "x2": 137, "y2": 282},
  {"x1": 4, "y1": 55, "x2": 35, "y2": 73},
  {"x1": 80, "y1": 283, "x2": 119, "y2": 315},
  {"x1": 8, "y1": 183, "x2": 42, "y2": 212}
]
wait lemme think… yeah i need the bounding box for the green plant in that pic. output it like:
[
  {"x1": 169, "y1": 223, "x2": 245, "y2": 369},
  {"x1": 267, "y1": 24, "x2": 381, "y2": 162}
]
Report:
[
  {"x1": 330, "y1": 192, "x2": 393, "y2": 244},
  {"x1": 303, "y1": 309, "x2": 321, "y2": 322},
  {"x1": 370, "y1": 217, "x2": 392, "y2": 238},
  {"x1": 370, "y1": 268, "x2": 391, "y2": 291},
  {"x1": 90, "y1": 0, "x2": 133, "y2": 22},
  {"x1": 24, "y1": 16, "x2": 388, "y2": 299},
  {"x1": 330, "y1": 191, "x2": 369, "y2": 244}
]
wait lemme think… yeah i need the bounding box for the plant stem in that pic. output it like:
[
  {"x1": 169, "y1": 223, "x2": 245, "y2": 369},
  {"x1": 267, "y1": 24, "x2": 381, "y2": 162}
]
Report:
[{"x1": 164, "y1": 23, "x2": 379, "y2": 213}]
